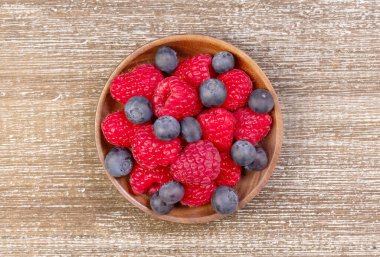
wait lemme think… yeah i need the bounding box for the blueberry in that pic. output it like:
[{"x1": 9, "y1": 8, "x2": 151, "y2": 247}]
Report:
[
  {"x1": 211, "y1": 186, "x2": 238, "y2": 215},
  {"x1": 199, "y1": 79, "x2": 227, "y2": 107},
  {"x1": 154, "y1": 46, "x2": 178, "y2": 73},
  {"x1": 212, "y1": 51, "x2": 235, "y2": 74},
  {"x1": 248, "y1": 89, "x2": 274, "y2": 114},
  {"x1": 153, "y1": 116, "x2": 181, "y2": 141},
  {"x1": 158, "y1": 181, "x2": 184, "y2": 204},
  {"x1": 180, "y1": 117, "x2": 202, "y2": 143},
  {"x1": 230, "y1": 140, "x2": 256, "y2": 166},
  {"x1": 245, "y1": 147, "x2": 268, "y2": 171},
  {"x1": 104, "y1": 147, "x2": 134, "y2": 177},
  {"x1": 150, "y1": 192, "x2": 174, "y2": 214},
  {"x1": 124, "y1": 96, "x2": 153, "y2": 124}
]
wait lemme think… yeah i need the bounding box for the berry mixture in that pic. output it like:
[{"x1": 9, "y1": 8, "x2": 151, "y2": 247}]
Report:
[{"x1": 101, "y1": 46, "x2": 275, "y2": 216}]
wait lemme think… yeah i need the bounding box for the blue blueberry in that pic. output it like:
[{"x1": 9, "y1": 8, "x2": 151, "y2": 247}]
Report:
[
  {"x1": 230, "y1": 140, "x2": 256, "y2": 166},
  {"x1": 248, "y1": 89, "x2": 274, "y2": 114},
  {"x1": 199, "y1": 79, "x2": 227, "y2": 107},
  {"x1": 153, "y1": 116, "x2": 181, "y2": 141},
  {"x1": 180, "y1": 117, "x2": 202, "y2": 143},
  {"x1": 124, "y1": 96, "x2": 153, "y2": 124},
  {"x1": 212, "y1": 51, "x2": 235, "y2": 74},
  {"x1": 211, "y1": 186, "x2": 238, "y2": 215},
  {"x1": 158, "y1": 181, "x2": 184, "y2": 204},
  {"x1": 150, "y1": 192, "x2": 174, "y2": 215},
  {"x1": 154, "y1": 46, "x2": 178, "y2": 73},
  {"x1": 104, "y1": 147, "x2": 134, "y2": 177},
  {"x1": 245, "y1": 147, "x2": 268, "y2": 171}
]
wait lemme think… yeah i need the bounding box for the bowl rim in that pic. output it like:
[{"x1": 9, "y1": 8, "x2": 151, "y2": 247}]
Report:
[{"x1": 95, "y1": 34, "x2": 283, "y2": 223}]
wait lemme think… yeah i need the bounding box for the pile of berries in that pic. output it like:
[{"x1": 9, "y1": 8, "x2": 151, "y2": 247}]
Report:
[{"x1": 102, "y1": 46, "x2": 274, "y2": 215}]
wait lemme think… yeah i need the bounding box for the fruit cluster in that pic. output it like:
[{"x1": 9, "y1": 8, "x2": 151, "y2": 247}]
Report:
[{"x1": 102, "y1": 46, "x2": 274, "y2": 215}]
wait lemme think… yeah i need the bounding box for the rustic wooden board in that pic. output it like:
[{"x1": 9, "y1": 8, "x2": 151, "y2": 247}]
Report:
[{"x1": 0, "y1": 0, "x2": 379, "y2": 256}]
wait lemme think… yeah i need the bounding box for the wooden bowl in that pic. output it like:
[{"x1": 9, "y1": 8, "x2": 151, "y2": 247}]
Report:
[{"x1": 95, "y1": 35, "x2": 282, "y2": 223}]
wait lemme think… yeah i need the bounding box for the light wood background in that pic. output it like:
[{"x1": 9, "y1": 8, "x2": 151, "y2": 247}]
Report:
[{"x1": 0, "y1": 1, "x2": 379, "y2": 256}]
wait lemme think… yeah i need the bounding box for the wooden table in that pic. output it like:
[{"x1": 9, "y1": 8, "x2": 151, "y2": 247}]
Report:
[{"x1": 1, "y1": 1, "x2": 379, "y2": 256}]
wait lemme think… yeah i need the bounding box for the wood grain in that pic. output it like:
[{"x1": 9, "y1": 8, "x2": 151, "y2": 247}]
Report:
[{"x1": 0, "y1": 0, "x2": 379, "y2": 256}]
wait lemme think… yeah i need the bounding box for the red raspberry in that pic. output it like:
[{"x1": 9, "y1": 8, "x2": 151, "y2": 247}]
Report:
[
  {"x1": 110, "y1": 64, "x2": 164, "y2": 104},
  {"x1": 129, "y1": 164, "x2": 173, "y2": 195},
  {"x1": 218, "y1": 69, "x2": 253, "y2": 110},
  {"x1": 132, "y1": 125, "x2": 181, "y2": 169},
  {"x1": 180, "y1": 182, "x2": 216, "y2": 207},
  {"x1": 171, "y1": 140, "x2": 221, "y2": 185},
  {"x1": 215, "y1": 152, "x2": 242, "y2": 187},
  {"x1": 101, "y1": 110, "x2": 145, "y2": 147},
  {"x1": 147, "y1": 185, "x2": 161, "y2": 196},
  {"x1": 153, "y1": 76, "x2": 202, "y2": 120},
  {"x1": 197, "y1": 108, "x2": 236, "y2": 152},
  {"x1": 234, "y1": 107, "x2": 272, "y2": 145},
  {"x1": 174, "y1": 54, "x2": 214, "y2": 89}
]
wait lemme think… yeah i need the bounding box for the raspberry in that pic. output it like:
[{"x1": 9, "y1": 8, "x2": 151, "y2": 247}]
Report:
[
  {"x1": 234, "y1": 107, "x2": 272, "y2": 145},
  {"x1": 101, "y1": 110, "x2": 145, "y2": 147},
  {"x1": 180, "y1": 182, "x2": 217, "y2": 207},
  {"x1": 171, "y1": 140, "x2": 221, "y2": 185},
  {"x1": 218, "y1": 69, "x2": 253, "y2": 110},
  {"x1": 148, "y1": 185, "x2": 161, "y2": 196},
  {"x1": 174, "y1": 54, "x2": 214, "y2": 89},
  {"x1": 215, "y1": 152, "x2": 242, "y2": 187},
  {"x1": 110, "y1": 64, "x2": 164, "y2": 104},
  {"x1": 153, "y1": 76, "x2": 202, "y2": 120},
  {"x1": 129, "y1": 164, "x2": 173, "y2": 195},
  {"x1": 132, "y1": 125, "x2": 181, "y2": 169},
  {"x1": 197, "y1": 108, "x2": 236, "y2": 152}
]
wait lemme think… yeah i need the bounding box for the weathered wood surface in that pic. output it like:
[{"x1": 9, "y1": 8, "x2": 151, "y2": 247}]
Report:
[{"x1": 0, "y1": 0, "x2": 379, "y2": 256}]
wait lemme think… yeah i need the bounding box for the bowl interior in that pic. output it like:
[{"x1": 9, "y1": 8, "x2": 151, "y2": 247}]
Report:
[{"x1": 95, "y1": 35, "x2": 282, "y2": 223}]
